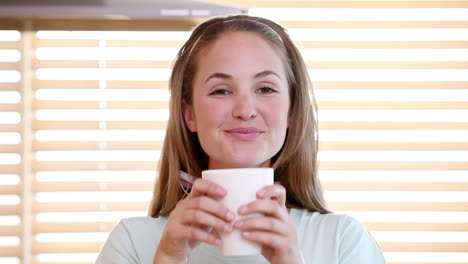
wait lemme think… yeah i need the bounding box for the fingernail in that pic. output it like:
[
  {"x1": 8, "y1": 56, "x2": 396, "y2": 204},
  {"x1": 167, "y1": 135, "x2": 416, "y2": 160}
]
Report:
[
  {"x1": 215, "y1": 187, "x2": 226, "y2": 195},
  {"x1": 234, "y1": 221, "x2": 243, "y2": 228},
  {"x1": 224, "y1": 224, "x2": 232, "y2": 232},
  {"x1": 215, "y1": 239, "x2": 222, "y2": 245},
  {"x1": 257, "y1": 189, "x2": 266, "y2": 196},
  {"x1": 226, "y1": 211, "x2": 235, "y2": 220},
  {"x1": 239, "y1": 205, "x2": 247, "y2": 214},
  {"x1": 242, "y1": 231, "x2": 250, "y2": 237}
]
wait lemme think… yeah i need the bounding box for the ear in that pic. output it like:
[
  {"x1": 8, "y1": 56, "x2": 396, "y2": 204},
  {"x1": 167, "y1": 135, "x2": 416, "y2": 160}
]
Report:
[{"x1": 182, "y1": 100, "x2": 197, "y2": 132}]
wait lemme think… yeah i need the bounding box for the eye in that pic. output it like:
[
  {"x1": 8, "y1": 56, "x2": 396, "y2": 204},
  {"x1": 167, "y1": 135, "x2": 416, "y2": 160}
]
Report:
[
  {"x1": 256, "y1": 86, "x2": 277, "y2": 94},
  {"x1": 209, "y1": 88, "x2": 231, "y2": 96}
]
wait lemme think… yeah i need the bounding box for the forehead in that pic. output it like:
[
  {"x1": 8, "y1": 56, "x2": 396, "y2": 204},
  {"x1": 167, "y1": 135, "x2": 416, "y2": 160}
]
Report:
[{"x1": 194, "y1": 31, "x2": 287, "y2": 78}]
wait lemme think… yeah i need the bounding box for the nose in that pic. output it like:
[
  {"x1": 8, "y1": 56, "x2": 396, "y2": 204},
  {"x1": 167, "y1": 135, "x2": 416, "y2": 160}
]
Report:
[{"x1": 232, "y1": 93, "x2": 257, "y2": 121}]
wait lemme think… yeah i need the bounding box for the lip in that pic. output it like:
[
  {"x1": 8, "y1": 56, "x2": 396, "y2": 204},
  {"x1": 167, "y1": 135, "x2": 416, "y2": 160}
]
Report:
[{"x1": 224, "y1": 127, "x2": 263, "y2": 141}]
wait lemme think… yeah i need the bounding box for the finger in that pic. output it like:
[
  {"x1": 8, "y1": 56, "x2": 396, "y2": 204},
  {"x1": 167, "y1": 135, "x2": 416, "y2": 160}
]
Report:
[
  {"x1": 238, "y1": 199, "x2": 288, "y2": 219},
  {"x1": 241, "y1": 230, "x2": 285, "y2": 250},
  {"x1": 256, "y1": 184, "x2": 286, "y2": 206},
  {"x1": 182, "y1": 209, "x2": 234, "y2": 234},
  {"x1": 234, "y1": 216, "x2": 289, "y2": 236},
  {"x1": 176, "y1": 224, "x2": 222, "y2": 246},
  {"x1": 185, "y1": 196, "x2": 236, "y2": 222},
  {"x1": 190, "y1": 178, "x2": 227, "y2": 198}
]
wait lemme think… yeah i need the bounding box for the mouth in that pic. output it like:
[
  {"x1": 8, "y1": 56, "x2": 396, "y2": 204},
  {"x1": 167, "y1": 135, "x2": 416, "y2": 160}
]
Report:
[{"x1": 224, "y1": 127, "x2": 264, "y2": 141}]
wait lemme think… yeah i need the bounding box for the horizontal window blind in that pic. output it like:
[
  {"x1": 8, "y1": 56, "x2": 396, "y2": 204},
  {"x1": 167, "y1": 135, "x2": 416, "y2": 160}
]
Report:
[
  {"x1": 249, "y1": 3, "x2": 468, "y2": 264},
  {"x1": 32, "y1": 27, "x2": 191, "y2": 264},
  {"x1": 0, "y1": 29, "x2": 22, "y2": 264},
  {"x1": 0, "y1": 1, "x2": 467, "y2": 263}
]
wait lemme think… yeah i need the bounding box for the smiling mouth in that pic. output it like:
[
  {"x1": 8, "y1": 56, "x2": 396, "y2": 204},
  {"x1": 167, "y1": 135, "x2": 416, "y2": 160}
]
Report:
[{"x1": 224, "y1": 127, "x2": 263, "y2": 141}]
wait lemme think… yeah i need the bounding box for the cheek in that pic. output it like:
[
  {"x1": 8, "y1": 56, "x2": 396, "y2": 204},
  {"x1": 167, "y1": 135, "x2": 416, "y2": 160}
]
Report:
[
  {"x1": 265, "y1": 104, "x2": 289, "y2": 135},
  {"x1": 195, "y1": 101, "x2": 226, "y2": 130}
]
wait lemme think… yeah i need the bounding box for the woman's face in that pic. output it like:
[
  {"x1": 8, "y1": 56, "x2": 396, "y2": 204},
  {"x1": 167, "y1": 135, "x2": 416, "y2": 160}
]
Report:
[{"x1": 183, "y1": 31, "x2": 290, "y2": 169}]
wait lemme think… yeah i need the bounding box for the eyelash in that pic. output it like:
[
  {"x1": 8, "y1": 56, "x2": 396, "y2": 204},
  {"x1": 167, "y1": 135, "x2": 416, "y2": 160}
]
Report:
[
  {"x1": 208, "y1": 86, "x2": 277, "y2": 96},
  {"x1": 209, "y1": 89, "x2": 231, "y2": 96},
  {"x1": 256, "y1": 86, "x2": 277, "y2": 94}
]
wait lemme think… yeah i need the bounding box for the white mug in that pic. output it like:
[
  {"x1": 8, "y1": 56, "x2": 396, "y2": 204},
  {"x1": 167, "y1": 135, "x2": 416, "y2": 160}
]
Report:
[{"x1": 202, "y1": 168, "x2": 274, "y2": 255}]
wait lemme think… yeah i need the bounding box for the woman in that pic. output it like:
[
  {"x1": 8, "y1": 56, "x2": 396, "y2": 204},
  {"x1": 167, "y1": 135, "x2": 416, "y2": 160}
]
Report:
[{"x1": 97, "y1": 15, "x2": 386, "y2": 264}]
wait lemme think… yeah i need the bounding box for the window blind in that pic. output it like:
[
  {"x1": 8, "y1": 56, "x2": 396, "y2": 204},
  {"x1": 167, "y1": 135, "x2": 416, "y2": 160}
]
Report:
[
  {"x1": 0, "y1": 1, "x2": 467, "y2": 263},
  {"x1": 248, "y1": 3, "x2": 468, "y2": 264},
  {"x1": 0, "y1": 28, "x2": 22, "y2": 264},
  {"x1": 30, "y1": 20, "x2": 195, "y2": 264}
]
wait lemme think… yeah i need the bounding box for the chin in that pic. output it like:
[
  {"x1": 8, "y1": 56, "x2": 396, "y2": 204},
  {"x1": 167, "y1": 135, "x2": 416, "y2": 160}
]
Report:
[{"x1": 226, "y1": 157, "x2": 270, "y2": 168}]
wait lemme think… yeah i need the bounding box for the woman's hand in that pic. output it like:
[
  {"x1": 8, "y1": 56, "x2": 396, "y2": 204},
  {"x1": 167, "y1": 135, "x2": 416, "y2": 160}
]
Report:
[
  {"x1": 233, "y1": 184, "x2": 303, "y2": 264},
  {"x1": 154, "y1": 179, "x2": 235, "y2": 264}
]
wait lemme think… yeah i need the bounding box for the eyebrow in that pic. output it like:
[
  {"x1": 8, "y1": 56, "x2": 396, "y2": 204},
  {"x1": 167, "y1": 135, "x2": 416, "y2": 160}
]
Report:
[{"x1": 204, "y1": 70, "x2": 281, "y2": 83}]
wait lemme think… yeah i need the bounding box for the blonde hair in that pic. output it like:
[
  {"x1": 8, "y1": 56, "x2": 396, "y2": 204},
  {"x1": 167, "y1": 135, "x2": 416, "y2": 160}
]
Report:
[{"x1": 149, "y1": 15, "x2": 330, "y2": 217}]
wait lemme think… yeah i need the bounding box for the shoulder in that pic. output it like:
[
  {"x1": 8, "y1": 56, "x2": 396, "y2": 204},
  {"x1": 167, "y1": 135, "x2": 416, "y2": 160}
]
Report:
[
  {"x1": 292, "y1": 209, "x2": 374, "y2": 242},
  {"x1": 291, "y1": 209, "x2": 385, "y2": 263},
  {"x1": 116, "y1": 216, "x2": 168, "y2": 242},
  {"x1": 119, "y1": 216, "x2": 168, "y2": 231},
  {"x1": 96, "y1": 216, "x2": 168, "y2": 264},
  {"x1": 291, "y1": 208, "x2": 352, "y2": 232}
]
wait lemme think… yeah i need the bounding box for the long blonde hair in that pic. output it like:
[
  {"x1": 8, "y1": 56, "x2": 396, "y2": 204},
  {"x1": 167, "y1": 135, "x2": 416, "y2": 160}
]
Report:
[{"x1": 149, "y1": 15, "x2": 330, "y2": 217}]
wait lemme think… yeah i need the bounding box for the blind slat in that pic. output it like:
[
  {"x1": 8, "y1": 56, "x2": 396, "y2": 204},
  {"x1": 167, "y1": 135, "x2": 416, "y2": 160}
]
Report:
[
  {"x1": 318, "y1": 102, "x2": 468, "y2": 110},
  {"x1": 0, "y1": 104, "x2": 20, "y2": 111},
  {"x1": 31, "y1": 141, "x2": 468, "y2": 151},
  {"x1": 35, "y1": 202, "x2": 148, "y2": 212},
  {"x1": 35, "y1": 182, "x2": 150, "y2": 192},
  {"x1": 365, "y1": 222, "x2": 468, "y2": 232},
  {"x1": 319, "y1": 161, "x2": 467, "y2": 170},
  {"x1": 33, "y1": 39, "x2": 99, "y2": 47},
  {"x1": 31, "y1": 181, "x2": 468, "y2": 199},
  {"x1": 0, "y1": 62, "x2": 20, "y2": 71},
  {"x1": 107, "y1": 40, "x2": 184, "y2": 48},
  {"x1": 329, "y1": 202, "x2": 468, "y2": 211},
  {"x1": 33, "y1": 120, "x2": 468, "y2": 130},
  {"x1": 34, "y1": 161, "x2": 157, "y2": 171},
  {"x1": 33, "y1": 141, "x2": 163, "y2": 151},
  {"x1": 315, "y1": 81, "x2": 468, "y2": 89},
  {"x1": 320, "y1": 122, "x2": 468, "y2": 130},
  {"x1": 0, "y1": 83, "x2": 19, "y2": 91},
  {"x1": 323, "y1": 182, "x2": 468, "y2": 191},
  {"x1": 34, "y1": 38, "x2": 468, "y2": 49},
  {"x1": 34, "y1": 60, "x2": 173, "y2": 69},
  {"x1": 31, "y1": 18, "x2": 202, "y2": 31},
  {"x1": 0, "y1": 123, "x2": 20, "y2": 132},
  {"x1": 32, "y1": 222, "x2": 468, "y2": 233},
  {"x1": 32, "y1": 61, "x2": 468, "y2": 70},
  {"x1": 33, "y1": 161, "x2": 467, "y2": 171},
  {"x1": 33, "y1": 80, "x2": 468, "y2": 89},
  {"x1": 34, "y1": 120, "x2": 167, "y2": 130},
  {"x1": 301, "y1": 41, "x2": 468, "y2": 49},
  {"x1": 34, "y1": 100, "x2": 468, "y2": 110},
  {"x1": 0, "y1": 41, "x2": 19, "y2": 49},
  {"x1": 33, "y1": 100, "x2": 169, "y2": 110},
  {"x1": 33, "y1": 80, "x2": 169, "y2": 89},
  {"x1": 35, "y1": 222, "x2": 116, "y2": 233},
  {"x1": 320, "y1": 142, "x2": 468, "y2": 151},
  {"x1": 0, "y1": 226, "x2": 20, "y2": 236},
  {"x1": 0, "y1": 205, "x2": 21, "y2": 215},
  {"x1": 34, "y1": 242, "x2": 101, "y2": 254},
  {"x1": 310, "y1": 61, "x2": 468, "y2": 69},
  {"x1": 0, "y1": 185, "x2": 20, "y2": 194},
  {"x1": 0, "y1": 247, "x2": 20, "y2": 257},
  {"x1": 0, "y1": 165, "x2": 20, "y2": 174},
  {"x1": 380, "y1": 242, "x2": 468, "y2": 252},
  {"x1": 281, "y1": 21, "x2": 468, "y2": 28},
  {"x1": 209, "y1": 0, "x2": 468, "y2": 8}
]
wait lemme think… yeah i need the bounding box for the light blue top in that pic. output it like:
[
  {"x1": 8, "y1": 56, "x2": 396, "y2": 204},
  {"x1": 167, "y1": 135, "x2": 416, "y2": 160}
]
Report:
[{"x1": 96, "y1": 209, "x2": 386, "y2": 264}]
